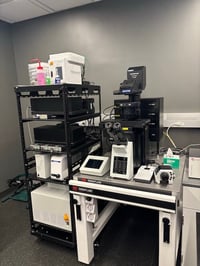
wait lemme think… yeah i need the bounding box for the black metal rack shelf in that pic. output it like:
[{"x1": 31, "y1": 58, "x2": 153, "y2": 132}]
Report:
[
  {"x1": 15, "y1": 83, "x2": 101, "y2": 96},
  {"x1": 26, "y1": 138, "x2": 100, "y2": 154},
  {"x1": 22, "y1": 118, "x2": 65, "y2": 122},
  {"x1": 22, "y1": 112, "x2": 101, "y2": 123},
  {"x1": 15, "y1": 83, "x2": 102, "y2": 248},
  {"x1": 28, "y1": 174, "x2": 68, "y2": 185}
]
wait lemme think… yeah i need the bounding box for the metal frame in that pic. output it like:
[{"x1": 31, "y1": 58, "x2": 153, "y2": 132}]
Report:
[{"x1": 14, "y1": 83, "x2": 102, "y2": 247}]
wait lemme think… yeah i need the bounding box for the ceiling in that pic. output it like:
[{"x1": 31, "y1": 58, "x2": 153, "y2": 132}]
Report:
[{"x1": 0, "y1": 0, "x2": 102, "y2": 24}]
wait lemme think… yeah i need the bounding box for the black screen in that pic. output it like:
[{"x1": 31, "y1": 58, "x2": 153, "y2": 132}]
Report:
[{"x1": 85, "y1": 159, "x2": 103, "y2": 169}]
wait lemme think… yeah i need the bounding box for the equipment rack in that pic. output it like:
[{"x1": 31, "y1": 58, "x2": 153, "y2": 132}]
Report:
[{"x1": 14, "y1": 83, "x2": 102, "y2": 248}]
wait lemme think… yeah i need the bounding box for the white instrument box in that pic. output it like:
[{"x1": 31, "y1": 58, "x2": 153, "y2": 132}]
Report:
[
  {"x1": 51, "y1": 155, "x2": 68, "y2": 181},
  {"x1": 31, "y1": 183, "x2": 71, "y2": 231},
  {"x1": 35, "y1": 153, "x2": 51, "y2": 179},
  {"x1": 48, "y1": 52, "x2": 85, "y2": 84}
]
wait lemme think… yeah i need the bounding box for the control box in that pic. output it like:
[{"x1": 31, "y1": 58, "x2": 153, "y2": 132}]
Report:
[
  {"x1": 80, "y1": 155, "x2": 110, "y2": 176},
  {"x1": 35, "y1": 153, "x2": 51, "y2": 179},
  {"x1": 51, "y1": 155, "x2": 68, "y2": 181},
  {"x1": 33, "y1": 123, "x2": 85, "y2": 146},
  {"x1": 110, "y1": 141, "x2": 134, "y2": 180},
  {"x1": 31, "y1": 97, "x2": 94, "y2": 118}
]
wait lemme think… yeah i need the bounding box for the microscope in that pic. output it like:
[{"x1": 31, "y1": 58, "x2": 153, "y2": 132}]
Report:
[{"x1": 101, "y1": 66, "x2": 150, "y2": 180}]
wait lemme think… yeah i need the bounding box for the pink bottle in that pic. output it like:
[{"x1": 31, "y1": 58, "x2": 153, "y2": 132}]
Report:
[
  {"x1": 36, "y1": 62, "x2": 45, "y2": 85},
  {"x1": 31, "y1": 58, "x2": 46, "y2": 85}
]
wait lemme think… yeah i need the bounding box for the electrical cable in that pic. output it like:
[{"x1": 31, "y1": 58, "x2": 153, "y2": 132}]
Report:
[
  {"x1": 160, "y1": 143, "x2": 200, "y2": 156},
  {"x1": 159, "y1": 146, "x2": 183, "y2": 156},
  {"x1": 163, "y1": 122, "x2": 200, "y2": 155},
  {"x1": 103, "y1": 105, "x2": 115, "y2": 116},
  {"x1": 109, "y1": 107, "x2": 115, "y2": 120},
  {"x1": 102, "y1": 105, "x2": 119, "y2": 121},
  {"x1": 164, "y1": 122, "x2": 184, "y2": 148},
  {"x1": 178, "y1": 143, "x2": 200, "y2": 154},
  {"x1": 163, "y1": 131, "x2": 176, "y2": 148}
]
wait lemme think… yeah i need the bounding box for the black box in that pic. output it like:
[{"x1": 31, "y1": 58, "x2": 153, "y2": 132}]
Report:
[
  {"x1": 31, "y1": 97, "x2": 86, "y2": 117},
  {"x1": 33, "y1": 123, "x2": 85, "y2": 146}
]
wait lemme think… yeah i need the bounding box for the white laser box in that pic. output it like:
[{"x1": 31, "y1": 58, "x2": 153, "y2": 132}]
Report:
[{"x1": 31, "y1": 183, "x2": 72, "y2": 231}]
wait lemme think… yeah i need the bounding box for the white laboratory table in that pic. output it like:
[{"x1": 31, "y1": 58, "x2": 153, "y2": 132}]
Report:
[{"x1": 69, "y1": 157, "x2": 185, "y2": 265}]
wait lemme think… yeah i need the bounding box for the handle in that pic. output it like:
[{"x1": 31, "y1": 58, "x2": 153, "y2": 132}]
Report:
[
  {"x1": 162, "y1": 217, "x2": 170, "y2": 243},
  {"x1": 76, "y1": 205, "x2": 82, "y2": 220},
  {"x1": 73, "y1": 199, "x2": 82, "y2": 221}
]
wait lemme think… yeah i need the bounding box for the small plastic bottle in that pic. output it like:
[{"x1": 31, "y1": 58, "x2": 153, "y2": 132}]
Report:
[
  {"x1": 55, "y1": 69, "x2": 61, "y2": 84},
  {"x1": 46, "y1": 70, "x2": 51, "y2": 85},
  {"x1": 55, "y1": 75, "x2": 61, "y2": 84}
]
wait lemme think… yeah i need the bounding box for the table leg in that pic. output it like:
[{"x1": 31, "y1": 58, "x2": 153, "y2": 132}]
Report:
[
  {"x1": 73, "y1": 195, "x2": 94, "y2": 264},
  {"x1": 159, "y1": 208, "x2": 181, "y2": 266}
]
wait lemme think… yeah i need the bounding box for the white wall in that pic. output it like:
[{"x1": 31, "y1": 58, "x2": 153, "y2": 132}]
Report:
[
  {"x1": 0, "y1": 21, "x2": 23, "y2": 192},
  {"x1": 4, "y1": 0, "x2": 199, "y2": 165},
  {"x1": 11, "y1": 0, "x2": 200, "y2": 113}
]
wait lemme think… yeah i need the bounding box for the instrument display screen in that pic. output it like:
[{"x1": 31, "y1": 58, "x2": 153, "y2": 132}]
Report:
[{"x1": 85, "y1": 159, "x2": 103, "y2": 169}]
